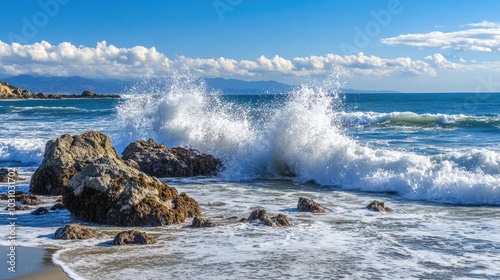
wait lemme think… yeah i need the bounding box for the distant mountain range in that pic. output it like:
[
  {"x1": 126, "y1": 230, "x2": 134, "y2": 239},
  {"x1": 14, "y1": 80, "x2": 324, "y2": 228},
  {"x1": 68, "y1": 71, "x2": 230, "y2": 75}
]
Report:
[{"x1": 0, "y1": 75, "x2": 398, "y2": 94}]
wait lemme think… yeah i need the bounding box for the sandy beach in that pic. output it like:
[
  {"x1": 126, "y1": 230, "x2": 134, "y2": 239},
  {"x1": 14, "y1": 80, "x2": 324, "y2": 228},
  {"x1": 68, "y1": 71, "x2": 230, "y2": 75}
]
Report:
[{"x1": 1, "y1": 246, "x2": 70, "y2": 280}]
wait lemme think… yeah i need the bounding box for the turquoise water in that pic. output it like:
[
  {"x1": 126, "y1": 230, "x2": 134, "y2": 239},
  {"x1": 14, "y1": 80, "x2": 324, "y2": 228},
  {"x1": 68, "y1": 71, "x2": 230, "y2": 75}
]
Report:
[
  {"x1": 1, "y1": 89, "x2": 500, "y2": 204},
  {"x1": 1, "y1": 80, "x2": 500, "y2": 279}
]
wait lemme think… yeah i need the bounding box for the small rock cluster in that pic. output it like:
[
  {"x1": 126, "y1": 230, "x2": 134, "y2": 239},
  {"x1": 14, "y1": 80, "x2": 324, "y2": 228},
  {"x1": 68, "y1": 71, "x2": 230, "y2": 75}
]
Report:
[
  {"x1": 0, "y1": 81, "x2": 120, "y2": 99},
  {"x1": 27, "y1": 131, "x2": 221, "y2": 227}
]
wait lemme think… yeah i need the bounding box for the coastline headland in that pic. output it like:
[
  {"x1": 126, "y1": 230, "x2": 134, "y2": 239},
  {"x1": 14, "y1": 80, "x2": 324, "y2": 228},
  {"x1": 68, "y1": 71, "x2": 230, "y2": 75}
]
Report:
[{"x1": 0, "y1": 81, "x2": 120, "y2": 99}]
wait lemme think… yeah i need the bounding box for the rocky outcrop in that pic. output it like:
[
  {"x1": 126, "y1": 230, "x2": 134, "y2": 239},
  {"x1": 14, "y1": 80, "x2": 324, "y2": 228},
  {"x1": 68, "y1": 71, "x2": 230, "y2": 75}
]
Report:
[
  {"x1": 63, "y1": 155, "x2": 201, "y2": 226},
  {"x1": 297, "y1": 197, "x2": 327, "y2": 213},
  {"x1": 0, "y1": 81, "x2": 120, "y2": 99},
  {"x1": 271, "y1": 214, "x2": 292, "y2": 226},
  {"x1": 247, "y1": 209, "x2": 291, "y2": 227},
  {"x1": 112, "y1": 230, "x2": 156, "y2": 245},
  {"x1": 367, "y1": 200, "x2": 392, "y2": 212},
  {"x1": 248, "y1": 209, "x2": 274, "y2": 226},
  {"x1": 0, "y1": 81, "x2": 17, "y2": 98},
  {"x1": 0, "y1": 168, "x2": 25, "y2": 183},
  {"x1": 191, "y1": 216, "x2": 216, "y2": 227},
  {"x1": 30, "y1": 131, "x2": 120, "y2": 195},
  {"x1": 54, "y1": 224, "x2": 97, "y2": 240},
  {"x1": 122, "y1": 139, "x2": 222, "y2": 177}
]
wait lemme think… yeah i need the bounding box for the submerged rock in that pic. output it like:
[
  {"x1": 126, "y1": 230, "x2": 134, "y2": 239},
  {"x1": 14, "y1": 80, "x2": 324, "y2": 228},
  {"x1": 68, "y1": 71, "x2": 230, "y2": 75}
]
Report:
[
  {"x1": 0, "y1": 168, "x2": 25, "y2": 183},
  {"x1": 54, "y1": 224, "x2": 97, "y2": 240},
  {"x1": 191, "y1": 216, "x2": 217, "y2": 227},
  {"x1": 0, "y1": 82, "x2": 121, "y2": 99},
  {"x1": 248, "y1": 209, "x2": 291, "y2": 227},
  {"x1": 367, "y1": 200, "x2": 392, "y2": 212},
  {"x1": 32, "y1": 207, "x2": 49, "y2": 215},
  {"x1": 50, "y1": 203, "x2": 66, "y2": 210},
  {"x1": 122, "y1": 139, "x2": 222, "y2": 177},
  {"x1": 297, "y1": 197, "x2": 327, "y2": 213},
  {"x1": 63, "y1": 155, "x2": 201, "y2": 226},
  {"x1": 30, "y1": 131, "x2": 120, "y2": 195},
  {"x1": 112, "y1": 230, "x2": 156, "y2": 245}
]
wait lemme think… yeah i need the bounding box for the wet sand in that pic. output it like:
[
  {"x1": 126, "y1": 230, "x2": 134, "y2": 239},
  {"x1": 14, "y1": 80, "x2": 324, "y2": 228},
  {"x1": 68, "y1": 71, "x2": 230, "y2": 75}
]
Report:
[{"x1": 1, "y1": 246, "x2": 70, "y2": 280}]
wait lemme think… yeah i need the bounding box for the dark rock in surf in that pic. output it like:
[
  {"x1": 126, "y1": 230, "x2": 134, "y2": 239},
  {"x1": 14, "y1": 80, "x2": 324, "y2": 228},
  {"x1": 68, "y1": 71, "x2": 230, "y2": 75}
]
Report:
[
  {"x1": 367, "y1": 200, "x2": 392, "y2": 212},
  {"x1": 122, "y1": 138, "x2": 222, "y2": 177},
  {"x1": 191, "y1": 216, "x2": 216, "y2": 227},
  {"x1": 0, "y1": 168, "x2": 25, "y2": 183},
  {"x1": 32, "y1": 207, "x2": 49, "y2": 215},
  {"x1": 271, "y1": 214, "x2": 292, "y2": 226},
  {"x1": 297, "y1": 197, "x2": 327, "y2": 213},
  {"x1": 54, "y1": 224, "x2": 96, "y2": 240},
  {"x1": 248, "y1": 209, "x2": 274, "y2": 226},
  {"x1": 112, "y1": 230, "x2": 156, "y2": 245},
  {"x1": 0, "y1": 81, "x2": 120, "y2": 99},
  {"x1": 50, "y1": 203, "x2": 66, "y2": 210},
  {"x1": 62, "y1": 155, "x2": 201, "y2": 226},
  {"x1": 30, "y1": 131, "x2": 120, "y2": 195}
]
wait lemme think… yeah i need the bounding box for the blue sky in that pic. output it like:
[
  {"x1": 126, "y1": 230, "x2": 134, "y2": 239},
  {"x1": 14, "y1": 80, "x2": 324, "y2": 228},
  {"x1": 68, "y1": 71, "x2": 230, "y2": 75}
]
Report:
[{"x1": 1, "y1": 0, "x2": 500, "y2": 92}]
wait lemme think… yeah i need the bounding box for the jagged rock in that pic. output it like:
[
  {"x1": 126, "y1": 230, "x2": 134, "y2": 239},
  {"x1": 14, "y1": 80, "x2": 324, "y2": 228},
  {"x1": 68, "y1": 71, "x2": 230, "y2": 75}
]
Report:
[
  {"x1": 247, "y1": 209, "x2": 291, "y2": 227},
  {"x1": 271, "y1": 214, "x2": 292, "y2": 226},
  {"x1": 191, "y1": 216, "x2": 216, "y2": 227},
  {"x1": 54, "y1": 224, "x2": 97, "y2": 240},
  {"x1": 297, "y1": 197, "x2": 327, "y2": 213},
  {"x1": 122, "y1": 139, "x2": 222, "y2": 177},
  {"x1": 30, "y1": 131, "x2": 120, "y2": 195},
  {"x1": 63, "y1": 155, "x2": 201, "y2": 226},
  {"x1": 32, "y1": 207, "x2": 49, "y2": 215},
  {"x1": 0, "y1": 81, "x2": 121, "y2": 99},
  {"x1": 0, "y1": 168, "x2": 25, "y2": 183},
  {"x1": 4, "y1": 204, "x2": 30, "y2": 211},
  {"x1": 367, "y1": 200, "x2": 392, "y2": 212},
  {"x1": 239, "y1": 217, "x2": 249, "y2": 223},
  {"x1": 112, "y1": 230, "x2": 156, "y2": 245},
  {"x1": 248, "y1": 209, "x2": 275, "y2": 226},
  {"x1": 50, "y1": 203, "x2": 66, "y2": 210}
]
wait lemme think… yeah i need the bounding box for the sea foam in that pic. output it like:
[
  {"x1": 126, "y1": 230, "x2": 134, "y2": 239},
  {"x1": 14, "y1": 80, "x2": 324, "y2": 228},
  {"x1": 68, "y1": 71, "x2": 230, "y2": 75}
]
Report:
[{"x1": 116, "y1": 74, "x2": 500, "y2": 205}]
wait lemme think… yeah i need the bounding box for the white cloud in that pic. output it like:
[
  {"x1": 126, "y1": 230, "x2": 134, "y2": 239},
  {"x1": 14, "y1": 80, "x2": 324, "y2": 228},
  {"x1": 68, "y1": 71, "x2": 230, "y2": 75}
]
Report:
[
  {"x1": 424, "y1": 53, "x2": 461, "y2": 69},
  {"x1": 381, "y1": 21, "x2": 500, "y2": 52},
  {"x1": 0, "y1": 40, "x2": 473, "y2": 81},
  {"x1": 0, "y1": 40, "x2": 171, "y2": 78},
  {"x1": 464, "y1": 20, "x2": 500, "y2": 28}
]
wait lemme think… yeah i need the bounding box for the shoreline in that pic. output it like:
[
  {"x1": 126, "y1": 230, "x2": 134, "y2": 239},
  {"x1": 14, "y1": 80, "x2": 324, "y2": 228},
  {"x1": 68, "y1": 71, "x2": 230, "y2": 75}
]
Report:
[{"x1": 1, "y1": 246, "x2": 70, "y2": 280}]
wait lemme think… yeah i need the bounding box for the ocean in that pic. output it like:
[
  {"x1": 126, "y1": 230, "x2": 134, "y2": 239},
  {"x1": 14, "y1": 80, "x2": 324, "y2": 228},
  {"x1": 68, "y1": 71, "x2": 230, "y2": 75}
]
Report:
[{"x1": 1, "y1": 76, "x2": 500, "y2": 279}]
